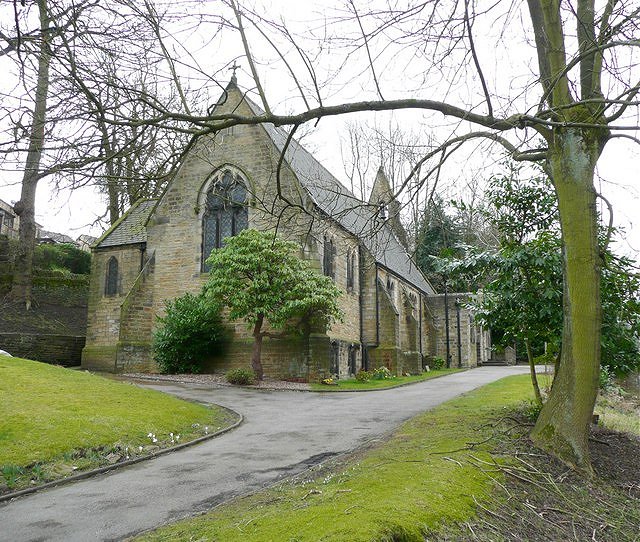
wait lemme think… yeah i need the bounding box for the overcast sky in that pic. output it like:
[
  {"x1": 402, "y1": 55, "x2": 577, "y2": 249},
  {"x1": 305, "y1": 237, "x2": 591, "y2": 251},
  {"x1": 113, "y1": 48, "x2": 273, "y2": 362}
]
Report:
[{"x1": 1, "y1": 0, "x2": 638, "y2": 258}]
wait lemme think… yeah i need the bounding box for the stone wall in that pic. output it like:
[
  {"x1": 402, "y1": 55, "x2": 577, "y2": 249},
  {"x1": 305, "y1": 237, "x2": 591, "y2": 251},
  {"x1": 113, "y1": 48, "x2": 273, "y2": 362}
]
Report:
[
  {"x1": 82, "y1": 244, "x2": 145, "y2": 371},
  {"x1": 115, "y1": 253, "x2": 156, "y2": 372},
  {"x1": 138, "y1": 85, "x2": 363, "y2": 376},
  {"x1": 0, "y1": 333, "x2": 85, "y2": 366}
]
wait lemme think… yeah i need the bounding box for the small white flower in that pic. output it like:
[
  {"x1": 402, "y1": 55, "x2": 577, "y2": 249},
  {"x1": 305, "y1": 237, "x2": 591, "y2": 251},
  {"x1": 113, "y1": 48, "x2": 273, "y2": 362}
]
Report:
[
  {"x1": 147, "y1": 433, "x2": 153, "y2": 438},
  {"x1": 175, "y1": 435, "x2": 180, "y2": 441},
  {"x1": 138, "y1": 446, "x2": 143, "y2": 452},
  {"x1": 152, "y1": 438, "x2": 157, "y2": 443}
]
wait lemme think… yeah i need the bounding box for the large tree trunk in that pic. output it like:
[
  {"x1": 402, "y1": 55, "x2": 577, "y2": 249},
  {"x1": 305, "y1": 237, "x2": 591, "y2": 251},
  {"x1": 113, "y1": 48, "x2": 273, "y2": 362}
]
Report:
[
  {"x1": 531, "y1": 128, "x2": 603, "y2": 476},
  {"x1": 9, "y1": 0, "x2": 51, "y2": 309},
  {"x1": 251, "y1": 313, "x2": 265, "y2": 380}
]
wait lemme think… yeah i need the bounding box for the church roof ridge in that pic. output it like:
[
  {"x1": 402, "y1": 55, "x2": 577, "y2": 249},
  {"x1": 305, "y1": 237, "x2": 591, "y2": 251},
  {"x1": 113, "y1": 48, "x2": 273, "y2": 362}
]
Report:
[
  {"x1": 94, "y1": 199, "x2": 157, "y2": 249},
  {"x1": 240, "y1": 92, "x2": 434, "y2": 295}
]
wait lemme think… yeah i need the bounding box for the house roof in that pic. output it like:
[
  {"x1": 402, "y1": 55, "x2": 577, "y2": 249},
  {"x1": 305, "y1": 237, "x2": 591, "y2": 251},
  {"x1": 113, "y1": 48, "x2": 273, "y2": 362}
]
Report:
[
  {"x1": 94, "y1": 199, "x2": 156, "y2": 249},
  {"x1": 39, "y1": 230, "x2": 76, "y2": 244},
  {"x1": 243, "y1": 95, "x2": 435, "y2": 295}
]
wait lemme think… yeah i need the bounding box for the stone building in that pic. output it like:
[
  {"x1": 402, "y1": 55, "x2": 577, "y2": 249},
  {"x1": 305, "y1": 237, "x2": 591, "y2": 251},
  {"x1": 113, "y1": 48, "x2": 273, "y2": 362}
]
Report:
[
  {"x1": 0, "y1": 198, "x2": 43, "y2": 240},
  {"x1": 81, "y1": 80, "x2": 489, "y2": 379}
]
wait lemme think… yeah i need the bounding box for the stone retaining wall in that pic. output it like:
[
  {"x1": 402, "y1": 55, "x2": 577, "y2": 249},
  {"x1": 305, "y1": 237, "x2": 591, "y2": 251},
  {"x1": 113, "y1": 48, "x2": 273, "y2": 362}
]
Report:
[{"x1": 0, "y1": 333, "x2": 85, "y2": 366}]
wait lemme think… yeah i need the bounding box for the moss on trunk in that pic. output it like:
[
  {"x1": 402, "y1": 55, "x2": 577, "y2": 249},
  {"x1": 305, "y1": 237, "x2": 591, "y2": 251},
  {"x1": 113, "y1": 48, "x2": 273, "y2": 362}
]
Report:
[{"x1": 531, "y1": 127, "x2": 603, "y2": 475}]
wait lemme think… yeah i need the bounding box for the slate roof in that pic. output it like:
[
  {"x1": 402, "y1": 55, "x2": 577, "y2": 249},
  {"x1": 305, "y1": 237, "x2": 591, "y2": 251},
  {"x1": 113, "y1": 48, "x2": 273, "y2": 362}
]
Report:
[
  {"x1": 244, "y1": 97, "x2": 435, "y2": 295},
  {"x1": 39, "y1": 230, "x2": 76, "y2": 244},
  {"x1": 95, "y1": 199, "x2": 156, "y2": 248},
  {"x1": 93, "y1": 92, "x2": 435, "y2": 295}
]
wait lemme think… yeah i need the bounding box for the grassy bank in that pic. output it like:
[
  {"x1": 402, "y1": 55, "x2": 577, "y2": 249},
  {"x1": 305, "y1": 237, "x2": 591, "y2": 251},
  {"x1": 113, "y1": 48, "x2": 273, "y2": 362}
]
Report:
[
  {"x1": 310, "y1": 367, "x2": 464, "y2": 391},
  {"x1": 138, "y1": 373, "x2": 640, "y2": 542},
  {"x1": 0, "y1": 357, "x2": 237, "y2": 492},
  {"x1": 138, "y1": 374, "x2": 535, "y2": 541}
]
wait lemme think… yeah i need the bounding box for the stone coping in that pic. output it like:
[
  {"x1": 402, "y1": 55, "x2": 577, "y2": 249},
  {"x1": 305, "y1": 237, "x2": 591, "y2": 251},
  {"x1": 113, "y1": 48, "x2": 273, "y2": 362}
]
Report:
[{"x1": 0, "y1": 407, "x2": 243, "y2": 504}]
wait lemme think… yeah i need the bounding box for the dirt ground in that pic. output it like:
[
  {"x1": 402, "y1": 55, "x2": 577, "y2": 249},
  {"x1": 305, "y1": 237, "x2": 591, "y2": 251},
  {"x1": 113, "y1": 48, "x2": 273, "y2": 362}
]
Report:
[{"x1": 429, "y1": 399, "x2": 640, "y2": 542}]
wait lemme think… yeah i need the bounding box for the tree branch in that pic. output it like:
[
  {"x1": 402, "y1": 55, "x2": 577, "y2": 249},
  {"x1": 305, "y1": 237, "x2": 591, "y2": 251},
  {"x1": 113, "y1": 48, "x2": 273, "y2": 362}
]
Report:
[
  {"x1": 230, "y1": 0, "x2": 271, "y2": 116},
  {"x1": 464, "y1": 0, "x2": 492, "y2": 117}
]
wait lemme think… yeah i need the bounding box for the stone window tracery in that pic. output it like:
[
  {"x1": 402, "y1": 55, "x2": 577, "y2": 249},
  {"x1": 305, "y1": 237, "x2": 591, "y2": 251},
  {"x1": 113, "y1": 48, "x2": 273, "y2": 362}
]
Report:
[{"x1": 202, "y1": 170, "x2": 248, "y2": 271}]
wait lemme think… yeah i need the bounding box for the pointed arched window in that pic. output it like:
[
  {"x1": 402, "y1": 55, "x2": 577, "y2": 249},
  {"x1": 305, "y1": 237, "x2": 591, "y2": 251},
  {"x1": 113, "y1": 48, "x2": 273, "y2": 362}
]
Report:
[
  {"x1": 323, "y1": 236, "x2": 336, "y2": 279},
  {"x1": 202, "y1": 170, "x2": 248, "y2": 271},
  {"x1": 105, "y1": 256, "x2": 119, "y2": 296}
]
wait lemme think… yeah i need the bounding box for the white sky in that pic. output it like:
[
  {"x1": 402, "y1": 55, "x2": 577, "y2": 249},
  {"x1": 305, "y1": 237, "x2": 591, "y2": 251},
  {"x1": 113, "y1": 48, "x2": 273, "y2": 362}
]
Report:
[{"x1": 1, "y1": 0, "x2": 638, "y2": 259}]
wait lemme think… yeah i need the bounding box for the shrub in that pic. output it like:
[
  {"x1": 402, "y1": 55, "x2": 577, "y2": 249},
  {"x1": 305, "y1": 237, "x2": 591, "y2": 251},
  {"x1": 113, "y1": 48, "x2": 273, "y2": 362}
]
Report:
[
  {"x1": 372, "y1": 366, "x2": 393, "y2": 380},
  {"x1": 430, "y1": 356, "x2": 446, "y2": 370},
  {"x1": 153, "y1": 292, "x2": 227, "y2": 374},
  {"x1": 355, "y1": 370, "x2": 371, "y2": 382},
  {"x1": 33, "y1": 243, "x2": 91, "y2": 274},
  {"x1": 226, "y1": 368, "x2": 256, "y2": 385}
]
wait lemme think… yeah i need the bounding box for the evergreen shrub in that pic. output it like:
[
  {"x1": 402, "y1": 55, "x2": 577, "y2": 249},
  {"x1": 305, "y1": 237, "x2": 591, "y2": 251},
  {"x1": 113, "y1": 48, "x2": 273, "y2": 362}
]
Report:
[
  {"x1": 226, "y1": 368, "x2": 256, "y2": 385},
  {"x1": 153, "y1": 292, "x2": 227, "y2": 374}
]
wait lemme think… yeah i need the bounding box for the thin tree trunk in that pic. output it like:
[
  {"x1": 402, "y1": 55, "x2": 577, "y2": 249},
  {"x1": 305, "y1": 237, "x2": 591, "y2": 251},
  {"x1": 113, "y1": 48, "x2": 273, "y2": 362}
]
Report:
[
  {"x1": 251, "y1": 313, "x2": 265, "y2": 380},
  {"x1": 9, "y1": 0, "x2": 51, "y2": 308},
  {"x1": 525, "y1": 338, "x2": 543, "y2": 406},
  {"x1": 531, "y1": 128, "x2": 602, "y2": 476}
]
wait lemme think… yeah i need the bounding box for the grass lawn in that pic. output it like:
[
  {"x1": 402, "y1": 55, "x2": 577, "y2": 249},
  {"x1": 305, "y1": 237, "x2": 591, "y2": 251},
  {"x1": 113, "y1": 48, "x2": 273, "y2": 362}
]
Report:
[
  {"x1": 0, "y1": 357, "x2": 237, "y2": 492},
  {"x1": 137, "y1": 374, "x2": 535, "y2": 542},
  {"x1": 310, "y1": 367, "x2": 464, "y2": 391}
]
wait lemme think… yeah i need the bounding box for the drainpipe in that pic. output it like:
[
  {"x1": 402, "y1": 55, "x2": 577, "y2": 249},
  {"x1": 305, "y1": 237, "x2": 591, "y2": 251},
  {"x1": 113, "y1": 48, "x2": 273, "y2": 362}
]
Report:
[
  {"x1": 444, "y1": 278, "x2": 451, "y2": 368},
  {"x1": 455, "y1": 298, "x2": 462, "y2": 368},
  {"x1": 375, "y1": 265, "x2": 380, "y2": 347},
  {"x1": 418, "y1": 291, "x2": 423, "y2": 362}
]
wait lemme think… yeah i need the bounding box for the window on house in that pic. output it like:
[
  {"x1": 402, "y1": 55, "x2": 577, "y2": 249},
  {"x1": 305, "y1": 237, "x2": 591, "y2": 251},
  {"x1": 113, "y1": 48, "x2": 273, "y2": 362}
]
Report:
[
  {"x1": 105, "y1": 256, "x2": 118, "y2": 296},
  {"x1": 346, "y1": 249, "x2": 355, "y2": 292},
  {"x1": 202, "y1": 170, "x2": 248, "y2": 271},
  {"x1": 323, "y1": 236, "x2": 336, "y2": 279}
]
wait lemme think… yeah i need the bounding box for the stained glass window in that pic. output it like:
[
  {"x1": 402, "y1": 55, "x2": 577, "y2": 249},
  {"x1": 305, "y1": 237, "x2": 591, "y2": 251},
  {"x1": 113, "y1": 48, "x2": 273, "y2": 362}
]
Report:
[
  {"x1": 105, "y1": 256, "x2": 118, "y2": 296},
  {"x1": 202, "y1": 170, "x2": 248, "y2": 271}
]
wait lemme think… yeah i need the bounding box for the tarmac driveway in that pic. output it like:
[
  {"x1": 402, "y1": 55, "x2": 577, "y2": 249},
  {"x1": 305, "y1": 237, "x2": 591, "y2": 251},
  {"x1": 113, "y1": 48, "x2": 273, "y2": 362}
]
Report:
[{"x1": 0, "y1": 366, "x2": 529, "y2": 542}]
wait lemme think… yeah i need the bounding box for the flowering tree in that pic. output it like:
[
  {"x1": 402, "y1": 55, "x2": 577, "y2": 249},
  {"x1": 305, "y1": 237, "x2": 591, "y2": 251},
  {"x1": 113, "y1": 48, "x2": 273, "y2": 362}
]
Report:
[{"x1": 204, "y1": 229, "x2": 343, "y2": 380}]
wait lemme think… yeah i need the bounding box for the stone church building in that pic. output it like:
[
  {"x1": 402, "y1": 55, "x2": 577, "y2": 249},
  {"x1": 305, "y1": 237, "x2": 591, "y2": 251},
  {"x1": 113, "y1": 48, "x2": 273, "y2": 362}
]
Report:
[{"x1": 81, "y1": 80, "x2": 490, "y2": 380}]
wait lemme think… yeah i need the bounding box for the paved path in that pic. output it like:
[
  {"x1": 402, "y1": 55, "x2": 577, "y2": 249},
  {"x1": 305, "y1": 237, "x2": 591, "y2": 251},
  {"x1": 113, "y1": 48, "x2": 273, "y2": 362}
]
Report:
[{"x1": 1, "y1": 366, "x2": 528, "y2": 542}]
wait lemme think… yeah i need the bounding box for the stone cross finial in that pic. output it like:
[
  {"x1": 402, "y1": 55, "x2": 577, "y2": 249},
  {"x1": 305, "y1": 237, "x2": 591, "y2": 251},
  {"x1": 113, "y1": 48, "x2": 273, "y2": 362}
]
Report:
[{"x1": 229, "y1": 61, "x2": 240, "y2": 84}]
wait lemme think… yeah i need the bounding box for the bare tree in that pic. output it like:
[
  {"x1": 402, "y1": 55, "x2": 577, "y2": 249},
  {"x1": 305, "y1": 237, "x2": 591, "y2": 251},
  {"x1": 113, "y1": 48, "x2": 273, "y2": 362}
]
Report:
[
  {"x1": 0, "y1": 0, "x2": 198, "y2": 304},
  {"x1": 4, "y1": 0, "x2": 637, "y2": 473},
  {"x1": 136, "y1": 0, "x2": 635, "y2": 474}
]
